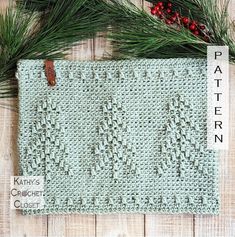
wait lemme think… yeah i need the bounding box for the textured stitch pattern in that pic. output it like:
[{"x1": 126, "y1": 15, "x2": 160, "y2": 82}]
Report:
[
  {"x1": 91, "y1": 97, "x2": 138, "y2": 180},
  {"x1": 22, "y1": 98, "x2": 73, "y2": 182},
  {"x1": 157, "y1": 94, "x2": 209, "y2": 178},
  {"x1": 17, "y1": 58, "x2": 219, "y2": 215}
]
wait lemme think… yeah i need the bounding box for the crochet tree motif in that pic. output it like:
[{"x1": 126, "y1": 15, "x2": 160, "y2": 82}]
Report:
[
  {"x1": 23, "y1": 98, "x2": 73, "y2": 182},
  {"x1": 91, "y1": 97, "x2": 138, "y2": 180},
  {"x1": 156, "y1": 95, "x2": 207, "y2": 178}
]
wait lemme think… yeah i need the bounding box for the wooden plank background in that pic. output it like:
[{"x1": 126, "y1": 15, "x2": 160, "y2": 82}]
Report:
[{"x1": 0, "y1": 0, "x2": 234, "y2": 236}]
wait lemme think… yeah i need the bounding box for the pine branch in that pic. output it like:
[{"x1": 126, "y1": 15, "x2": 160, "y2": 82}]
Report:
[
  {"x1": 192, "y1": 0, "x2": 235, "y2": 61},
  {"x1": 17, "y1": 0, "x2": 57, "y2": 11},
  {"x1": 0, "y1": 6, "x2": 38, "y2": 97},
  {"x1": 99, "y1": 0, "x2": 208, "y2": 59},
  {"x1": 0, "y1": 0, "x2": 109, "y2": 98},
  {"x1": 102, "y1": 0, "x2": 235, "y2": 61}
]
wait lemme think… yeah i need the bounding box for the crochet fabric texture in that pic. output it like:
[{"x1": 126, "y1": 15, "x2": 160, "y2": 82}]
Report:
[{"x1": 17, "y1": 58, "x2": 219, "y2": 215}]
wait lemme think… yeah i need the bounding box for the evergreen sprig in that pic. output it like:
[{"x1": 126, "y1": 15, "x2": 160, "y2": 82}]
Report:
[
  {"x1": 100, "y1": 0, "x2": 235, "y2": 61},
  {"x1": 17, "y1": 0, "x2": 57, "y2": 11},
  {"x1": 0, "y1": 0, "x2": 108, "y2": 98},
  {"x1": 0, "y1": 0, "x2": 234, "y2": 98}
]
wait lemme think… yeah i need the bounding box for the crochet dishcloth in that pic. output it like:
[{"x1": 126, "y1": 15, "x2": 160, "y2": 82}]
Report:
[{"x1": 17, "y1": 58, "x2": 219, "y2": 215}]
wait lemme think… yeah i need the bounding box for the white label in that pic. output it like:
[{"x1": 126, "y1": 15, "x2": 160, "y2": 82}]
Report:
[
  {"x1": 207, "y1": 46, "x2": 229, "y2": 150},
  {"x1": 10, "y1": 176, "x2": 44, "y2": 210}
]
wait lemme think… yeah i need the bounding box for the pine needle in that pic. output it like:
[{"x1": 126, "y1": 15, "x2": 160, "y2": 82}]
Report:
[
  {"x1": 17, "y1": 0, "x2": 57, "y2": 11},
  {"x1": 0, "y1": 0, "x2": 109, "y2": 98},
  {"x1": 101, "y1": 0, "x2": 235, "y2": 61}
]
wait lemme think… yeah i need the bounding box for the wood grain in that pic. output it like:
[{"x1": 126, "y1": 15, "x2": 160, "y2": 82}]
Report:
[
  {"x1": 48, "y1": 214, "x2": 95, "y2": 237},
  {"x1": 0, "y1": 0, "x2": 234, "y2": 237},
  {"x1": 96, "y1": 214, "x2": 144, "y2": 237},
  {"x1": 145, "y1": 214, "x2": 194, "y2": 237}
]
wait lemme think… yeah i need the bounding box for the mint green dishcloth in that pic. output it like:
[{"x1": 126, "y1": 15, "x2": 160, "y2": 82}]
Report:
[{"x1": 17, "y1": 58, "x2": 219, "y2": 215}]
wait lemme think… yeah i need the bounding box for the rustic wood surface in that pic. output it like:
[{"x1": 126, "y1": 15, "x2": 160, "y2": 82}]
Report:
[{"x1": 0, "y1": 0, "x2": 234, "y2": 236}]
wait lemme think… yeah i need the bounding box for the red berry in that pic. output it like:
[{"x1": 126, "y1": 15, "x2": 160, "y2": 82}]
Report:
[
  {"x1": 182, "y1": 17, "x2": 189, "y2": 24},
  {"x1": 200, "y1": 25, "x2": 206, "y2": 30},
  {"x1": 170, "y1": 16, "x2": 176, "y2": 22},
  {"x1": 189, "y1": 24, "x2": 196, "y2": 31},
  {"x1": 151, "y1": 8, "x2": 157, "y2": 15},
  {"x1": 165, "y1": 19, "x2": 172, "y2": 25},
  {"x1": 166, "y1": 8, "x2": 172, "y2": 14},
  {"x1": 157, "y1": 10, "x2": 163, "y2": 15},
  {"x1": 167, "y1": 2, "x2": 172, "y2": 7},
  {"x1": 158, "y1": 2, "x2": 163, "y2": 6},
  {"x1": 154, "y1": 5, "x2": 160, "y2": 11},
  {"x1": 174, "y1": 12, "x2": 180, "y2": 17},
  {"x1": 194, "y1": 30, "x2": 199, "y2": 35}
]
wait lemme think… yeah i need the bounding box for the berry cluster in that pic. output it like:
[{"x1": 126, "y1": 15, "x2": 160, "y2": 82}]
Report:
[{"x1": 150, "y1": 1, "x2": 210, "y2": 42}]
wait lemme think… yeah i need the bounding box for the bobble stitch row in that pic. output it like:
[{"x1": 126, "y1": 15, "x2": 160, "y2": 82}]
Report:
[
  {"x1": 50, "y1": 195, "x2": 210, "y2": 208},
  {"x1": 76, "y1": 69, "x2": 159, "y2": 82}
]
